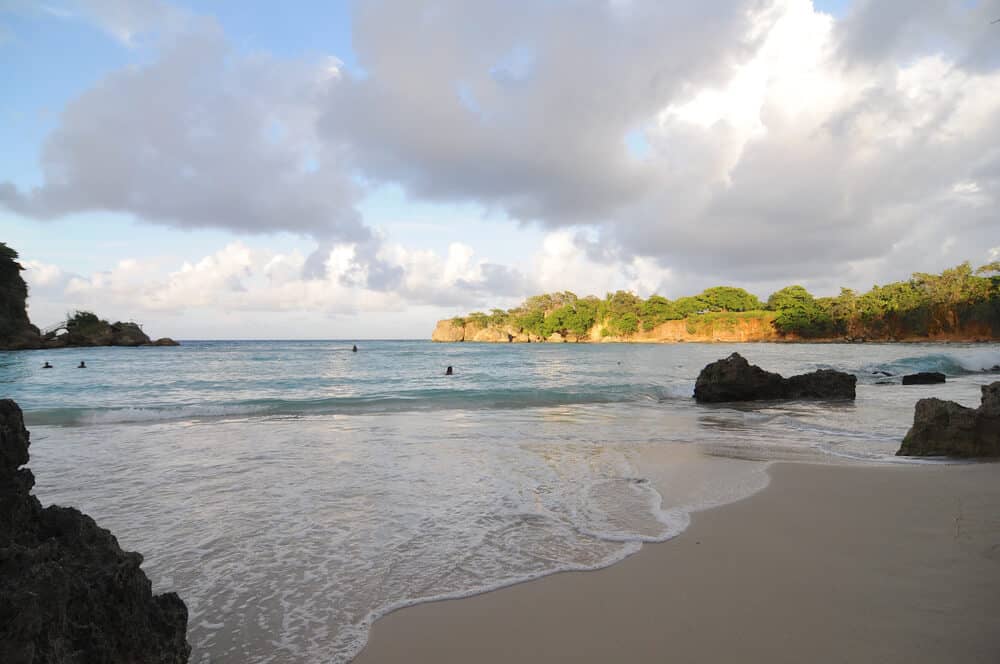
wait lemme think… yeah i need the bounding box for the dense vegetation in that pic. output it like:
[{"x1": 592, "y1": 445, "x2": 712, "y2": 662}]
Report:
[
  {"x1": 65, "y1": 310, "x2": 110, "y2": 336},
  {"x1": 0, "y1": 241, "x2": 36, "y2": 344},
  {"x1": 450, "y1": 262, "x2": 1000, "y2": 340}
]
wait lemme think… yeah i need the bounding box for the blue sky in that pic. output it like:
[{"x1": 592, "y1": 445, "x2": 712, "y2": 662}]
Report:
[{"x1": 2, "y1": 0, "x2": 998, "y2": 338}]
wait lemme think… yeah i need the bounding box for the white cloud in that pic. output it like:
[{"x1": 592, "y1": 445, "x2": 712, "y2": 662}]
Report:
[
  {"x1": 7, "y1": 0, "x2": 1000, "y2": 332},
  {"x1": 21, "y1": 259, "x2": 66, "y2": 289},
  {"x1": 38, "y1": 239, "x2": 535, "y2": 320}
]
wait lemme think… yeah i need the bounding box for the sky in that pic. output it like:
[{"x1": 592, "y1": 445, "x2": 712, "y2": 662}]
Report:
[{"x1": 1, "y1": 0, "x2": 999, "y2": 339}]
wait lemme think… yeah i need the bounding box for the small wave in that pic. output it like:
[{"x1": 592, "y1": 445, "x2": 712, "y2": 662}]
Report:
[
  {"x1": 863, "y1": 350, "x2": 1000, "y2": 378},
  {"x1": 23, "y1": 385, "x2": 678, "y2": 427}
]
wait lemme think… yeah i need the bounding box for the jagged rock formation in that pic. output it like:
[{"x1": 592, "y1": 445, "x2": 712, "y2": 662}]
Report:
[
  {"x1": 41, "y1": 320, "x2": 180, "y2": 349},
  {"x1": 0, "y1": 399, "x2": 191, "y2": 662},
  {"x1": 0, "y1": 242, "x2": 179, "y2": 351},
  {"x1": 694, "y1": 353, "x2": 857, "y2": 402},
  {"x1": 0, "y1": 243, "x2": 42, "y2": 350},
  {"x1": 902, "y1": 372, "x2": 946, "y2": 385},
  {"x1": 897, "y1": 382, "x2": 1000, "y2": 457},
  {"x1": 44, "y1": 320, "x2": 153, "y2": 348}
]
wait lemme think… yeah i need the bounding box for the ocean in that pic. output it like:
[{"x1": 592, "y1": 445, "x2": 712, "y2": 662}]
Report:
[{"x1": 3, "y1": 340, "x2": 998, "y2": 662}]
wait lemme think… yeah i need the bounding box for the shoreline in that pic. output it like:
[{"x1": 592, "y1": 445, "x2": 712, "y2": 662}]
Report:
[
  {"x1": 354, "y1": 460, "x2": 1000, "y2": 663},
  {"x1": 431, "y1": 337, "x2": 1000, "y2": 344}
]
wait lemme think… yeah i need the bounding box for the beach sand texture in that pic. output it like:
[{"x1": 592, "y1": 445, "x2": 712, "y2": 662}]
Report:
[{"x1": 356, "y1": 462, "x2": 1000, "y2": 663}]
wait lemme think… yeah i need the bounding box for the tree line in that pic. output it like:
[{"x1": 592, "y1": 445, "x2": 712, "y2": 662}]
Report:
[{"x1": 451, "y1": 262, "x2": 1000, "y2": 340}]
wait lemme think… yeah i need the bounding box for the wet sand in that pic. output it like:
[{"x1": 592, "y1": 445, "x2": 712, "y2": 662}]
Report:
[{"x1": 355, "y1": 461, "x2": 1000, "y2": 663}]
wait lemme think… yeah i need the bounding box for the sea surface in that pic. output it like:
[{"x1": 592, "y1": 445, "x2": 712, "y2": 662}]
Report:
[{"x1": 2, "y1": 340, "x2": 998, "y2": 662}]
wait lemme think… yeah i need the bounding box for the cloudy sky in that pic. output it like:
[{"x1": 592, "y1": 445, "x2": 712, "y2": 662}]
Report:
[{"x1": 2, "y1": 0, "x2": 998, "y2": 339}]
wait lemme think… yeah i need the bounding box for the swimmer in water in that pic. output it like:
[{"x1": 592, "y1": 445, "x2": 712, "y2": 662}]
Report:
[
  {"x1": 78, "y1": 361, "x2": 87, "y2": 368},
  {"x1": 43, "y1": 361, "x2": 53, "y2": 369},
  {"x1": 352, "y1": 345, "x2": 358, "y2": 352},
  {"x1": 445, "y1": 365, "x2": 453, "y2": 376}
]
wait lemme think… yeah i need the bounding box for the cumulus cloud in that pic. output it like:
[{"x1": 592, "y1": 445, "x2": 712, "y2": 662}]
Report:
[
  {"x1": 0, "y1": 20, "x2": 372, "y2": 272},
  {"x1": 320, "y1": 0, "x2": 761, "y2": 225},
  {"x1": 42, "y1": 240, "x2": 536, "y2": 317},
  {"x1": 8, "y1": 0, "x2": 1000, "y2": 318},
  {"x1": 320, "y1": 0, "x2": 1000, "y2": 285}
]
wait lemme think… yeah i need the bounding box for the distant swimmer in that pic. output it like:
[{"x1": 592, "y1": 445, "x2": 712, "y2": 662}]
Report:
[
  {"x1": 352, "y1": 345, "x2": 358, "y2": 352},
  {"x1": 78, "y1": 361, "x2": 87, "y2": 368},
  {"x1": 445, "y1": 365, "x2": 453, "y2": 376},
  {"x1": 42, "y1": 361, "x2": 53, "y2": 369}
]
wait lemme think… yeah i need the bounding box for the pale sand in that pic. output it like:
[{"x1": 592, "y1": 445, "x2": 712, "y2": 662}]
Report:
[{"x1": 355, "y1": 462, "x2": 1000, "y2": 663}]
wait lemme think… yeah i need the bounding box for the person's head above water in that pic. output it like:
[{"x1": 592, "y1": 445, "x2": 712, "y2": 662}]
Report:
[
  {"x1": 43, "y1": 361, "x2": 52, "y2": 368},
  {"x1": 352, "y1": 345, "x2": 358, "y2": 352},
  {"x1": 445, "y1": 366, "x2": 453, "y2": 375},
  {"x1": 78, "y1": 361, "x2": 86, "y2": 368}
]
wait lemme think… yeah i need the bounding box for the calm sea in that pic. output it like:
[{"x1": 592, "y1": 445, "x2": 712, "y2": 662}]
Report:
[{"x1": 2, "y1": 340, "x2": 998, "y2": 662}]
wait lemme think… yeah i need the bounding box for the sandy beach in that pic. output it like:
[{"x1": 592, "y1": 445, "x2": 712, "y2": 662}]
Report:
[{"x1": 356, "y1": 461, "x2": 1000, "y2": 663}]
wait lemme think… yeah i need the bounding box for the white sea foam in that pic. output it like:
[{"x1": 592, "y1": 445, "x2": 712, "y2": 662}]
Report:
[
  {"x1": 28, "y1": 411, "x2": 776, "y2": 664},
  {"x1": 955, "y1": 348, "x2": 1000, "y2": 372}
]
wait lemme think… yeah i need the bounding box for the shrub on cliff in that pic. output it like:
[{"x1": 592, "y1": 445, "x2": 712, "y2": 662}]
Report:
[
  {"x1": 767, "y1": 285, "x2": 833, "y2": 337},
  {"x1": 66, "y1": 310, "x2": 111, "y2": 337}
]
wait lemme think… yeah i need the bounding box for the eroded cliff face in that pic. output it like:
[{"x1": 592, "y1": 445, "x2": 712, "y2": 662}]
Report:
[
  {"x1": 596, "y1": 316, "x2": 786, "y2": 343},
  {"x1": 432, "y1": 314, "x2": 789, "y2": 343},
  {"x1": 432, "y1": 313, "x2": 996, "y2": 344}
]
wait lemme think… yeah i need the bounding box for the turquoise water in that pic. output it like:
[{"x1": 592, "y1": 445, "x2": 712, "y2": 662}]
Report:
[{"x1": 3, "y1": 341, "x2": 998, "y2": 662}]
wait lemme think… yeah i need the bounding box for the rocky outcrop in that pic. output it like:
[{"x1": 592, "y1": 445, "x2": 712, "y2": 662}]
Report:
[
  {"x1": 151, "y1": 338, "x2": 180, "y2": 346},
  {"x1": 432, "y1": 314, "x2": 788, "y2": 344},
  {"x1": 896, "y1": 382, "x2": 1000, "y2": 457},
  {"x1": 44, "y1": 321, "x2": 153, "y2": 348},
  {"x1": 694, "y1": 353, "x2": 856, "y2": 402},
  {"x1": 0, "y1": 399, "x2": 191, "y2": 662},
  {"x1": 431, "y1": 319, "x2": 466, "y2": 342},
  {"x1": 902, "y1": 372, "x2": 946, "y2": 385},
  {"x1": 0, "y1": 243, "x2": 42, "y2": 350},
  {"x1": 471, "y1": 327, "x2": 510, "y2": 343}
]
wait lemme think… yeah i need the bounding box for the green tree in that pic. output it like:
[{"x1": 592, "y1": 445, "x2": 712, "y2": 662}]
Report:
[
  {"x1": 640, "y1": 295, "x2": 683, "y2": 330},
  {"x1": 767, "y1": 286, "x2": 832, "y2": 337},
  {"x1": 697, "y1": 286, "x2": 762, "y2": 312},
  {"x1": 602, "y1": 290, "x2": 643, "y2": 335},
  {"x1": 673, "y1": 296, "x2": 708, "y2": 317}
]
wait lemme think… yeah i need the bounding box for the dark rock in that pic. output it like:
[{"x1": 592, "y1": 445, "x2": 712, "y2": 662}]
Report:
[
  {"x1": 41, "y1": 320, "x2": 159, "y2": 349},
  {"x1": 110, "y1": 322, "x2": 151, "y2": 346},
  {"x1": 0, "y1": 244, "x2": 42, "y2": 350},
  {"x1": 897, "y1": 382, "x2": 1000, "y2": 457},
  {"x1": 901, "y1": 372, "x2": 946, "y2": 385},
  {"x1": 784, "y1": 369, "x2": 858, "y2": 399},
  {"x1": 0, "y1": 399, "x2": 191, "y2": 662},
  {"x1": 151, "y1": 338, "x2": 180, "y2": 347},
  {"x1": 694, "y1": 353, "x2": 856, "y2": 402}
]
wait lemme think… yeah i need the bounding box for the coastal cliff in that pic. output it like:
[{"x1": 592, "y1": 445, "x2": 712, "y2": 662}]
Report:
[
  {"x1": 0, "y1": 243, "x2": 178, "y2": 350},
  {"x1": 432, "y1": 313, "x2": 997, "y2": 344},
  {"x1": 0, "y1": 399, "x2": 191, "y2": 661},
  {"x1": 432, "y1": 262, "x2": 1000, "y2": 344},
  {"x1": 433, "y1": 313, "x2": 790, "y2": 343},
  {"x1": 0, "y1": 243, "x2": 42, "y2": 350}
]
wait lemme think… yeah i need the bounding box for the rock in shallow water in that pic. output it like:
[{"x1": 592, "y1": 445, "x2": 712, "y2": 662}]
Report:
[
  {"x1": 901, "y1": 372, "x2": 947, "y2": 385},
  {"x1": 693, "y1": 353, "x2": 856, "y2": 403},
  {"x1": 897, "y1": 382, "x2": 1000, "y2": 457},
  {"x1": 0, "y1": 399, "x2": 191, "y2": 662}
]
